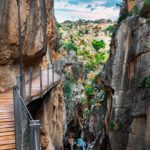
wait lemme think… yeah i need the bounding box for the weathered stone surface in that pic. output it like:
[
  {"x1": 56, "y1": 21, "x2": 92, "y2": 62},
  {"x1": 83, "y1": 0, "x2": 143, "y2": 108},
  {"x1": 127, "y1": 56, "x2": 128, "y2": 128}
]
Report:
[
  {"x1": 104, "y1": 9, "x2": 150, "y2": 150},
  {"x1": 0, "y1": 0, "x2": 57, "y2": 91},
  {"x1": 140, "y1": 2, "x2": 150, "y2": 17},
  {"x1": 30, "y1": 83, "x2": 66, "y2": 150},
  {"x1": 127, "y1": 0, "x2": 136, "y2": 12}
]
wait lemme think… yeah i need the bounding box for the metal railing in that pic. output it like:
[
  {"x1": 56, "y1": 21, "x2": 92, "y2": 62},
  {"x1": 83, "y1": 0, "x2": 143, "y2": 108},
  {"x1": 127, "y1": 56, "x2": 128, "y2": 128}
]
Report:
[
  {"x1": 13, "y1": 61, "x2": 64, "y2": 150},
  {"x1": 26, "y1": 61, "x2": 64, "y2": 101},
  {"x1": 13, "y1": 86, "x2": 41, "y2": 150}
]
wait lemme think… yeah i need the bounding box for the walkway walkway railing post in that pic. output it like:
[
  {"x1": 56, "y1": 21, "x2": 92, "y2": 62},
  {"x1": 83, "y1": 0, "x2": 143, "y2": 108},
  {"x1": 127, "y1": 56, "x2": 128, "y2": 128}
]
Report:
[
  {"x1": 16, "y1": 73, "x2": 26, "y2": 100},
  {"x1": 13, "y1": 86, "x2": 41, "y2": 150},
  {"x1": 29, "y1": 120, "x2": 41, "y2": 150},
  {"x1": 13, "y1": 86, "x2": 22, "y2": 150}
]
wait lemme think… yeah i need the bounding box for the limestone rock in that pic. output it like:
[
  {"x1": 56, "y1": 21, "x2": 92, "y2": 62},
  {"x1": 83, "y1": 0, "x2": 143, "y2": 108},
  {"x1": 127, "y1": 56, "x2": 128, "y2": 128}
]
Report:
[
  {"x1": 0, "y1": 0, "x2": 57, "y2": 91},
  {"x1": 30, "y1": 83, "x2": 66, "y2": 150},
  {"x1": 104, "y1": 10, "x2": 150, "y2": 150}
]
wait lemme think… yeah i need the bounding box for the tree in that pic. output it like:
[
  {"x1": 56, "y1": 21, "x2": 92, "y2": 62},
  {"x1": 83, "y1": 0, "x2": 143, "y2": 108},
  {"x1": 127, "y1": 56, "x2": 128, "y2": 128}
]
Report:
[
  {"x1": 105, "y1": 25, "x2": 116, "y2": 35},
  {"x1": 92, "y1": 40, "x2": 106, "y2": 51},
  {"x1": 64, "y1": 42, "x2": 78, "y2": 53}
]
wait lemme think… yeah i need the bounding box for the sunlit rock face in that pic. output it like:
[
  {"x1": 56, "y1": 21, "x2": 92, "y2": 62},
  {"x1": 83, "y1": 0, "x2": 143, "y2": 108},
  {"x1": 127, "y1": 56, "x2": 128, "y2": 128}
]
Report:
[
  {"x1": 103, "y1": 1, "x2": 150, "y2": 150},
  {"x1": 127, "y1": 0, "x2": 136, "y2": 12},
  {"x1": 127, "y1": 0, "x2": 150, "y2": 16},
  {"x1": 0, "y1": 0, "x2": 57, "y2": 91}
]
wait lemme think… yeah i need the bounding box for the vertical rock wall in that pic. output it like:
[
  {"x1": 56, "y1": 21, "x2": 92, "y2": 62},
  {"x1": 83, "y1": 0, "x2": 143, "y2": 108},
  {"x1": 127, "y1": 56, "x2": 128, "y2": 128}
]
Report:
[
  {"x1": 0, "y1": 0, "x2": 57, "y2": 91},
  {"x1": 103, "y1": 0, "x2": 150, "y2": 150},
  {"x1": 29, "y1": 83, "x2": 66, "y2": 150}
]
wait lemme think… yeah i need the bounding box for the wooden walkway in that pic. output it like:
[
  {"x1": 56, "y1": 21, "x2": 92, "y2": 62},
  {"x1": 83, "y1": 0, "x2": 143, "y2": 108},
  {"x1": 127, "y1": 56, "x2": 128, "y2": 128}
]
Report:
[{"x1": 0, "y1": 70, "x2": 60, "y2": 150}]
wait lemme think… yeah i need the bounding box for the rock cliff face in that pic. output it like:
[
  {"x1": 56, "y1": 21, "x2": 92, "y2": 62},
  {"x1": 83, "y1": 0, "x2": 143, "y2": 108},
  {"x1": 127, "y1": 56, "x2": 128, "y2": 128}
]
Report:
[
  {"x1": 103, "y1": 0, "x2": 150, "y2": 150},
  {"x1": 0, "y1": 0, "x2": 57, "y2": 91},
  {"x1": 29, "y1": 83, "x2": 66, "y2": 150}
]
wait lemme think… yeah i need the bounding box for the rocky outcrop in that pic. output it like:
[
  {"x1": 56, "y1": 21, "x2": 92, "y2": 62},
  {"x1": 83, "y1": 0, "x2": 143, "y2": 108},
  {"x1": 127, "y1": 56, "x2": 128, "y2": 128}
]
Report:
[
  {"x1": 127, "y1": 0, "x2": 136, "y2": 12},
  {"x1": 103, "y1": 0, "x2": 150, "y2": 149},
  {"x1": 0, "y1": 0, "x2": 57, "y2": 91},
  {"x1": 29, "y1": 83, "x2": 66, "y2": 150}
]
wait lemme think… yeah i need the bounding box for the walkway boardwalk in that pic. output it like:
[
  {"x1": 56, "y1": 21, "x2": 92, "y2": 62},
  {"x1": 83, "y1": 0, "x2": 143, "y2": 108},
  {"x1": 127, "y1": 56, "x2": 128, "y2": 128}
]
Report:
[{"x1": 0, "y1": 70, "x2": 60, "y2": 150}]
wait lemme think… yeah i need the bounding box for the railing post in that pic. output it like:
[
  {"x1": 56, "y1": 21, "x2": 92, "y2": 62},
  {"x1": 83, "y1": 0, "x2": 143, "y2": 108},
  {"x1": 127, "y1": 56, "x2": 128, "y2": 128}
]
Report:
[
  {"x1": 17, "y1": 73, "x2": 26, "y2": 100},
  {"x1": 29, "y1": 120, "x2": 41, "y2": 150},
  {"x1": 13, "y1": 86, "x2": 22, "y2": 150},
  {"x1": 47, "y1": 64, "x2": 49, "y2": 86},
  {"x1": 29, "y1": 68, "x2": 33, "y2": 100},
  {"x1": 39, "y1": 66, "x2": 42, "y2": 94}
]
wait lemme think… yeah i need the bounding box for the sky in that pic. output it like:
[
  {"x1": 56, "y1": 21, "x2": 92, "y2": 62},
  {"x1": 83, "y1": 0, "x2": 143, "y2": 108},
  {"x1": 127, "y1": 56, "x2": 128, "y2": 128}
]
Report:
[{"x1": 54, "y1": 0, "x2": 122, "y2": 22}]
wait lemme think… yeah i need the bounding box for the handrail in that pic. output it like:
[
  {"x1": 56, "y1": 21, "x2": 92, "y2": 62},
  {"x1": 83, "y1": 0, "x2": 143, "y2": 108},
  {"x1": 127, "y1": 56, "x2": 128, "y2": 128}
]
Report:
[
  {"x1": 15, "y1": 87, "x2": 33, "y2": 120},
  {"x1": 14, "y1": 86, "x2": 41, "y2": 150},
  {"x1": 26, "y1": 61, "x2": 64, "y2": 100}
]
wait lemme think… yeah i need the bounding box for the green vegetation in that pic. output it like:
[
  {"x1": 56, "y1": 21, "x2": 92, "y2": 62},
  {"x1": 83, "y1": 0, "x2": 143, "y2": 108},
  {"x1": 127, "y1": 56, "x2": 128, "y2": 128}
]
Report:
[
  {"x1": 138, "y1": 76, "x2": 150, "y2": 88},
  {"x1": 85, "y1": 29, "x2": 89, "y2": 34},
  {"x1": 117, "y1": 2, "x2": 129, "y2": 23},
  {"x1": 105, "y1": 25, "x2": 116, "y2": 35},
  {"x1": 92, "y1": 40, "x2": 106, "y2": 51},
  {"x1": 138, "y1": 76, "x2": 150, "y2": 99},
  {"x1": 58, "y1": 20, "x2": 113, "y2": 134},
  {"x1": 64, "y1": 42, "x2": 78, "y2": 53},
  {"x1": 132, "y1": 5, "x2": 141, "y2": 16},
  {"x1": 109, "y1": 120, "x2": 125, "y2": 131},
  {"x1": 109, "y1": 120, "x2": 115, "y2": 130},
  {"x1": 144, "y1": 0, "x2": 150, "y2": 6},
  {"x1": 85, "y1": 85, "x2": 94, "y2": 98},
  {"x1": 63, "y1": 81, "x2": 74, "y2": 100}
]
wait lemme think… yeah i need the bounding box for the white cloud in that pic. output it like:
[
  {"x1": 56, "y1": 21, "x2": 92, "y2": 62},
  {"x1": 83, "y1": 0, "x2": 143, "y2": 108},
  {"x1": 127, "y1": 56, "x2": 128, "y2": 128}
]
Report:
[{"x1": 54, "y1": 0, "x2": 120, "y2": 22}]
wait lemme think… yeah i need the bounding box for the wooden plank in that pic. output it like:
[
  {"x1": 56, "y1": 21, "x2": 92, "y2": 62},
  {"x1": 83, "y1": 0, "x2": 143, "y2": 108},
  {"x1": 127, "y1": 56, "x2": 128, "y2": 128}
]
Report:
[
  {"x1": 0, "y1": 128, "x2": 15, "y2": 133},
  {"x1": 0, "y1": 131, "x2": 15, "y2": 137},
  {"x1": 0, "y1": 135, "x2": 15, "y2": 142},
  {"x1": 0, "y1": 122, "x2": 14, "y2": 126},
  {"x1": 0, "y1": 139, "x2": 15, "y2": 145},
  {"x1": 0, "y1": 124, "x2": 14, "y2": 129},
  {"x1": 0, "y1": 144, "x2": 15, "y2": 149},
  {"x1": 0, "y1": 118, "x2": 14, "y2": 123}
]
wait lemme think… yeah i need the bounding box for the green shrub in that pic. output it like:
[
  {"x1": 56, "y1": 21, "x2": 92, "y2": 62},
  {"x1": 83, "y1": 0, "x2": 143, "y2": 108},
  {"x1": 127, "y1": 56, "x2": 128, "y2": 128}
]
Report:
[
  {"x1": 105, "y1": 25, "x2": 116, "y2": 34},
  {"x1": 63, "y1": 81, "x2": 74, "y2": 99},
  {"x1": 85, "y1": 29, "x2": 89, "y2": 34},
  {"x1": 109, "y1": 120, "x2": 115, "y2": 130},
  {"x1": 132, "y1": 5, "x2": 141, "y2": 15},
  {"x1": 92, "y1": 40, "x2": 106, "y2": 51},
  {"x1": 64, "y1": 42, "x2": 78, "y2": 53},
  {"x1": 138, "y1": 76, "x2": 150, "y2": 88},
  {"x1": 85, "y1": 85, "x2": 94, "y2": 98},
  {"x1": 85, "y1": 60, "x2": 96, "y2": 71},
  {"x1": 144, "y1": 0, "x2": 150, "y2": 6}
]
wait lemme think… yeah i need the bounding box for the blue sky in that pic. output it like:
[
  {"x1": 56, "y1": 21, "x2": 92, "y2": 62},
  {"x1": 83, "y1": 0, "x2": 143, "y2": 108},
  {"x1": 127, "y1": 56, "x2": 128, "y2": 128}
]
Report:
[{"x1": 54, "y1": 0, "x2": 122, "y2": 22}]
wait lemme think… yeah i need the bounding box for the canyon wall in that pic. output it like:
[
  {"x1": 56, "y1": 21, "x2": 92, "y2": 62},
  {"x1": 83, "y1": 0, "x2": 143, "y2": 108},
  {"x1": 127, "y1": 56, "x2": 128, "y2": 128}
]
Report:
[
  {"x1": 103, "y1": 0, "x2": 150, "y2": 150},
  {"x1": 0, "y1": 0, "x2": 57, "y2": 91},
  {"x1": 29, "y1": 83, "x2": 66, "y2": 150}
]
